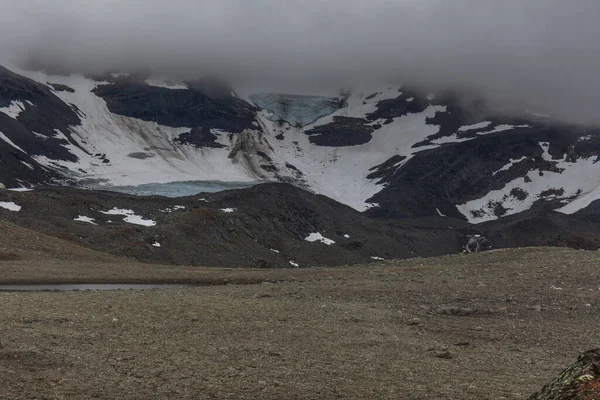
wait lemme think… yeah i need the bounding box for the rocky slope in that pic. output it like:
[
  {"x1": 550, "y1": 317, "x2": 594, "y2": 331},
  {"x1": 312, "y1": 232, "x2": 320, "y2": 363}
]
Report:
[
  {"x1": 0, "y1": 183, "x2": 598, "y2": 267},
  {"x1": 0, "y1": 183, "x2": 470, "y2": 267}
]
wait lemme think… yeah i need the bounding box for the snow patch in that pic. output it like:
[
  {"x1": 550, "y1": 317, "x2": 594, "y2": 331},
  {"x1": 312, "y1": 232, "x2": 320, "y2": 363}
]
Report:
[
  {"x1": 480, "y1": 124, "x2": 531, "y2": 135},
  {"x1": 289, "y1": 261, "x2": 299, "y2": 267},
  {"x1": 20, "y1": 161, "x2": 35, "y2": 170},
  {"x1": 100, "y1": 208, "x2": 156, "y2": 226},
  {"x1": 145, "y1": 76, "x2": 188, "y2": 90},
  {"x1": 0, "y1": 202, "x2": 21, "y2": 212},
  {"x1": 559, "y1": 183, "x2": 600, "y2": 215},
  {"x1": 540, "y1": 142, "x2": 553, "y2": 161},
  {"x1": 457, "y1": 121, "x2": 492, "y2": 132},
  {"x1": 371, "y1": 256, "x2": 385, "y2": 261},
  {"x1": 74, "y1": 215, "x2": 97, "y2": 225},
  {"x1": 0, "y1": 101, "x2": 26, "y2": 119},
  {"x1": 493, "y1": 157, "x2": 528, "y2": 176},
  {"x1": 0, "y1": 132, "x2": 26, "y2": 153},
  {"x1": 152, "y1": 242, "x2": 161, "y2": 248},
  {"x1": 160, "y1": 205, "x2": 185, "y2": 213},
  {"x1": 305, "y1": 232, "x2": 335, "y2": 245},
  {"x1": 220, "y1": 208, "x2": 236, "y2": 213},
  {"x1": 431, "y1": 124, "x2": 531, "y2": 147}
]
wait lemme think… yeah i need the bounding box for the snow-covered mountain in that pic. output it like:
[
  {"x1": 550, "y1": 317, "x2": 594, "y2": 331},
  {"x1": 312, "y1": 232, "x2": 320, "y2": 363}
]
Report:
[{"x1": 1, "y1": 64, "x2": 599, "y2": 224}]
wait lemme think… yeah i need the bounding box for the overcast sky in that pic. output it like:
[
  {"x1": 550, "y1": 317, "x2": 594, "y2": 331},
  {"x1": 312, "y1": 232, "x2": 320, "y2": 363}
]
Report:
[{"x1": 1, "y1": 0, "x2": 599, "y2": 125}]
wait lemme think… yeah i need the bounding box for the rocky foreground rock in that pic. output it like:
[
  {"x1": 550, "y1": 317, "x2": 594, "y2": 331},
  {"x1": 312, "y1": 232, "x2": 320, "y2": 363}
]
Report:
[{"x1": 529, "y1": 349, "x2": 600, "y2": 400}]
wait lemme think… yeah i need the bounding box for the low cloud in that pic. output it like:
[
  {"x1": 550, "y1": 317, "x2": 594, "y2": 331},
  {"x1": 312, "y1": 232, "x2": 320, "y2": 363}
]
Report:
[{"x1": 1, "y1": 0, "x2": 599, "y2": 125}]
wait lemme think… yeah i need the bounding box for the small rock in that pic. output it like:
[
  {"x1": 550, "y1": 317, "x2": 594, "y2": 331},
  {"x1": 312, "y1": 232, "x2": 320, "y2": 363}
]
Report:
[
  {"x1": 473, "y1": 326, "x2": 484, "y2": 331},
  {"x1": 454, "y1": 341, "x2": 470, "y2": 347},
  {"x1": 437, "y1": 306, "x2": 476, "y2": 316},
  {"x1": 532, "y1": 305, "x2": 542, "y2": 312},
  {"x1": 435, "y1": 351, "x2": 453, "y2": 359},
  {"x1": 407, "y1": 318, "x2": 422, "y2": 326}
]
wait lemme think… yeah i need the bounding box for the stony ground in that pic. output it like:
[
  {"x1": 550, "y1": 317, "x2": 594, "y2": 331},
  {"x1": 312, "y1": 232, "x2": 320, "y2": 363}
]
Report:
[
  {"x1": 2, "y1": 184, "x2": 600, "y2": 272},
  {"x1": 0, "y1": 223, "x2": 598, "y2": 399},
  {"x1": 0, "y1": 184, "x2": 475, "y2": 268}
]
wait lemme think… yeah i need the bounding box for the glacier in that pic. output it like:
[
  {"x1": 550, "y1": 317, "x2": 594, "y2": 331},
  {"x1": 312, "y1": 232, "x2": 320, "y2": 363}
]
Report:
[
  {"x1": 249, "y1": 93, "x2": 343, "y2": 127},
  {"x1": 99, "y1": 180, "x2": 258, "y2": 197}
]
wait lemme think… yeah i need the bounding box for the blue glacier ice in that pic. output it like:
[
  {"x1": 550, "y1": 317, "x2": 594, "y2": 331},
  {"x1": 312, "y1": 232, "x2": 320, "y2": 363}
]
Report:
[
  {"x1": 249, "y1": 93, "x2": 343, "y2": 127},
  {"x1": 97, "y1": 180, "x2": 259, "y2": 198}
]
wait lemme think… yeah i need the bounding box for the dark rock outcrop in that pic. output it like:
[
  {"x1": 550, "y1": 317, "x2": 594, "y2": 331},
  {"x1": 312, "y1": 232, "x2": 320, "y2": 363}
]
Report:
[
  {"x1": 302, "y1": 90, "x2": 425, "y2": 147},
  {"x1": 304, "y1": 117, "x2": 374, "y2": 147},
  {"x1": 0, "y1": 66, "x2": 85, "y2": 186},
  {"x1": 481, "y1": 209, "x2": 600, "y2": 251},
  {"x1": 93, "y1": 81, "x2": 257, "y2": 133},
  {"x1": 365, "y1": 90, "x2": 428, "y2": 121},
  {"x1": 175, "y1": 127, "x2": 226, "y2": 149},
  {"x1": 529, "y1": 349, "x2": 600, "y2": 400}
]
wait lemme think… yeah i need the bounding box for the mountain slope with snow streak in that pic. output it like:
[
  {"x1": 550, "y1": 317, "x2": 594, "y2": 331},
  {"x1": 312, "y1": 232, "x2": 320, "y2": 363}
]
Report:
[
  {"x1": 0, "y1": 64, "x2": 599, "y2": 222},
  {"x1": 2, "y1": 65, "x2": 269, "y2": 187}
]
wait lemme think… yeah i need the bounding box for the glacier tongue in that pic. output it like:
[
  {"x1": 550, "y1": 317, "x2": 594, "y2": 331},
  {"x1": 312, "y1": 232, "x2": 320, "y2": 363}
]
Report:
[{"x1": 249, "y1": 93, "x2": 343, "y2": 127}]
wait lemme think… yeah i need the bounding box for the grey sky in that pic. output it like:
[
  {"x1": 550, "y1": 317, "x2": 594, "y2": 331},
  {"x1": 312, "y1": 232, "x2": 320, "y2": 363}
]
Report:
[{"x1": 1, "y1": 0, "x2": 599, "y2": 125}]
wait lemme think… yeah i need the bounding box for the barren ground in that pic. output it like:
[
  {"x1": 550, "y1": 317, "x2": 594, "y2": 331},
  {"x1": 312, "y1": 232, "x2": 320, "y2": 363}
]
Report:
[{"x1": 0, "y1": 222, "x2": 598, "y2": 399}]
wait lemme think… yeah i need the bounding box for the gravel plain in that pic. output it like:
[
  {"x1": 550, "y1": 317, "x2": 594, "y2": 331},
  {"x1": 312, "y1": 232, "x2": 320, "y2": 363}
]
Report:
[{"x1": 0, "y1": 221, "x2": 598, "y2": 399}]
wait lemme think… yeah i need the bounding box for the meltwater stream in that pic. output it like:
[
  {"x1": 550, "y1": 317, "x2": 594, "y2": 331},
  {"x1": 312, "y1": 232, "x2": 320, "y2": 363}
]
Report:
[{"x1": 0, "y1": 284, "x2": 192, "y2": 292}]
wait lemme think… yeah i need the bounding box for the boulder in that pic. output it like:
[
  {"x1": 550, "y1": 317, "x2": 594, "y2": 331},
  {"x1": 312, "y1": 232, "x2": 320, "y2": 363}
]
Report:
[{"x1": 529, "y1": 349, "x2": 600, "y2": 400}]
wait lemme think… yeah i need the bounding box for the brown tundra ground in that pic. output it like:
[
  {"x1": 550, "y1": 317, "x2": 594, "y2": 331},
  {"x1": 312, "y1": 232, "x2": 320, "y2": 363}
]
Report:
[{"x1": 0, "y1": 221, "x2": 597, "y2": 399}]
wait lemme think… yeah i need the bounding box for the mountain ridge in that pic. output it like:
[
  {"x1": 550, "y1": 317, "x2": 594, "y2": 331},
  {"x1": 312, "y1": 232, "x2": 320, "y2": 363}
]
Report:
[{"x1": 0, "y1": 64, "x2": 599, "y2": 225}]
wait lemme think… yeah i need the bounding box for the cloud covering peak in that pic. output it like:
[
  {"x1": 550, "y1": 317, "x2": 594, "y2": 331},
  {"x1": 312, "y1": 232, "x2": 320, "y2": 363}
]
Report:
[{"x1": 2, "y1": 0, "x2": 600, "y2": 125}]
